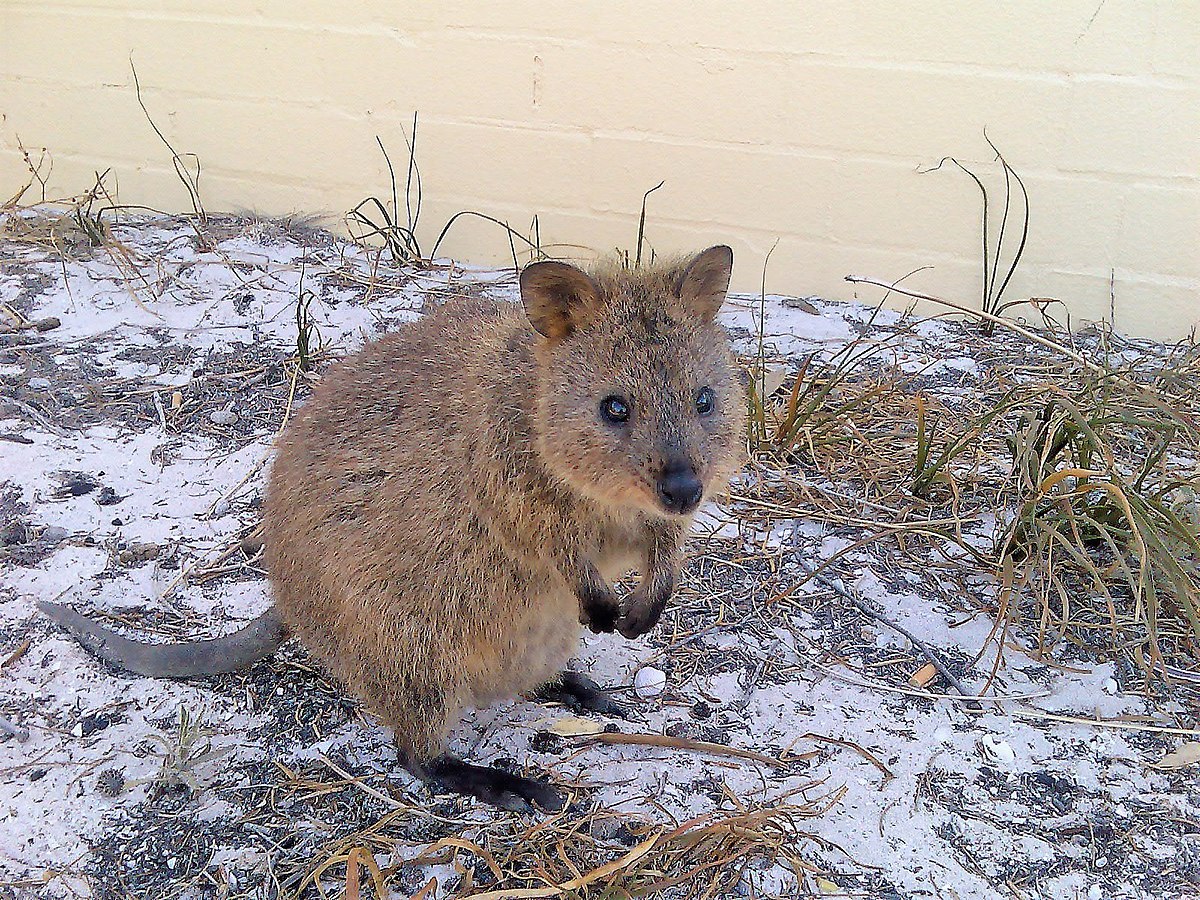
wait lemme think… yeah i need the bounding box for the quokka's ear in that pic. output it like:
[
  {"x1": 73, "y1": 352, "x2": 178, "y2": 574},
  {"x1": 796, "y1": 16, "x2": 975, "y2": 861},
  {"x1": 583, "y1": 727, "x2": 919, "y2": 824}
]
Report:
[
  {"x1": 675, "y1": 245, "x2": 733, "y2": 321},
  {"x1": 519, "y1": 260, "x2": 604, "y2": 340}
]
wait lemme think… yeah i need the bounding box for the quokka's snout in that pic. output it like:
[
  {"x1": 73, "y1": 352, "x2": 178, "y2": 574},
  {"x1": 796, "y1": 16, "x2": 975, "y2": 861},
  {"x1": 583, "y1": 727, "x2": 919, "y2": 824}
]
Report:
[{"x1": 655, "y1": 458, "x2": 704, "y2": 515}]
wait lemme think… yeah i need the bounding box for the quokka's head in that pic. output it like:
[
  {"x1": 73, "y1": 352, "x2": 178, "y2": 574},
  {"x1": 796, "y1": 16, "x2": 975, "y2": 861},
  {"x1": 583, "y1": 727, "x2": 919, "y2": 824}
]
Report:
[{"x1": 520, "y1": 245, "x2": 747, "y2": 519}]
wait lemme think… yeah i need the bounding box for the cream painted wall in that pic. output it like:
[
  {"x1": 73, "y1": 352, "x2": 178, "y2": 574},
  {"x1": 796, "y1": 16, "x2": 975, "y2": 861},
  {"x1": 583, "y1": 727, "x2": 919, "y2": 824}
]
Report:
[{"x1": 2, "y1": 1, "x2": 1197, "y2": 339}]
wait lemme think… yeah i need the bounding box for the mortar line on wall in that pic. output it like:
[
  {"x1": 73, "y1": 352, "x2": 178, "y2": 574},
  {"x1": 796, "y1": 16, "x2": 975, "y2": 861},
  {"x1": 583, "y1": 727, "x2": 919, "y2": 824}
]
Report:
[{"x1": 6, "y1": 5, "x2": 1197, "y2": 86}]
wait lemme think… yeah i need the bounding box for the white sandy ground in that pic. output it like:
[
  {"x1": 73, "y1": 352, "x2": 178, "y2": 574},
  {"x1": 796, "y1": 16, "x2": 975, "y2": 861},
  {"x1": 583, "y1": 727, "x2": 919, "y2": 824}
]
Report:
[{"x1": 1, "y1": 215, "x2": 1197, "y2": 900}]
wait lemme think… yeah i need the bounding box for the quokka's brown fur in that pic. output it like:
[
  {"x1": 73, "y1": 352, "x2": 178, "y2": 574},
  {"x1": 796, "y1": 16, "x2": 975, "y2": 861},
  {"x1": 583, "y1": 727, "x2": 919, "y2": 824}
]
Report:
[{"x1": 261, "y1": 246, "x2": 746, "y2": 765}]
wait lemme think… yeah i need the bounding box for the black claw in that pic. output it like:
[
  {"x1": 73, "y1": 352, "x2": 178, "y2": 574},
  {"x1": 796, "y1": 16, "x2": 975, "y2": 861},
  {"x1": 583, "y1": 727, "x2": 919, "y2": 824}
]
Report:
[
  {"x1": 577, "y1": 569, "x2": 622, "y2": 634},
  {"x1": 418, "y1": 754, "x2": 565, "y2": 812},
  {"x1": 536, "y1": 670, "x2": 630, "y2": 719},
  {"x1": 582, "y1": 604, "x2": 619, "y2": 634},
  {"x1": 615, "y1": 604, "x2": 664, "y2": 639},
  {"x1": 493, "y1": 791, "x2": 534, "y2": 814}
]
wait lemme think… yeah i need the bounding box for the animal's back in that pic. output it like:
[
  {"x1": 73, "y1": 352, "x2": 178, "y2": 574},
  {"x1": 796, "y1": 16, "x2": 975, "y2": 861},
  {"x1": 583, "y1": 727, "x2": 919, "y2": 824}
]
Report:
[
  {"x1": 265, "y1": 295, "x2": 499, "y2": 605},
  {"x1": 262, "y1": 295, "x2": 581, "y2": 754}
]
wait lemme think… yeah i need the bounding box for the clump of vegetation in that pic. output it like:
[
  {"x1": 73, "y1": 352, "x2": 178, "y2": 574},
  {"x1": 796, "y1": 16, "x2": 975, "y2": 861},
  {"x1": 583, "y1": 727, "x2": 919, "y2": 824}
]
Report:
[
  {"x1": 749, "y1": 133, "x2": 1200, "y2": 684},
  {"x1": 748, "y1": 338, "x2": 901, "y2": 463},
  {"x1": 295, "y1": 279, "x2": 320, "y2": 374},
  {"x1": 4, "y1": 62, "x2": 212, "y2": 268},
  {"x1": 131, "y1": 705, "x2": 233, "y2": 798},
  {"x1": 923, "y1": 132, "x2": 1029, "y2": 336},
  {"x1": 289, "y1": 788, "x2": 843, "y2": 900},
  {"x1": 1, "y1": 165, "x2": 116, "y2": 257},
  {"x1": 347, "y1": 112, "x2": 548, "y2": 272},
  {"x1": 347, "y1": 122, "x2": 423, "y2": 267},
  {"x1": 746, "y1": 271, "x2": 925, "y2": 467},
  {"x1": 746, "y1": 302, "x2": 1200, "y2": 682},
  {"x1": 995, "y1": 369, "x2": 1200, "y2": 674},
  {"x1": 828, "y1": 139, "x2": 1198, "y2": 681}
]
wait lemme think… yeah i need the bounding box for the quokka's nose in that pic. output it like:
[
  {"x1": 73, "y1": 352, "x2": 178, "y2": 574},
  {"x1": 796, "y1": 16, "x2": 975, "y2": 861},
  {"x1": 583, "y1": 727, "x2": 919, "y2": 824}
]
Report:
[{"x1": 656, "y1": 462, "x2": 703, "y2": 515}]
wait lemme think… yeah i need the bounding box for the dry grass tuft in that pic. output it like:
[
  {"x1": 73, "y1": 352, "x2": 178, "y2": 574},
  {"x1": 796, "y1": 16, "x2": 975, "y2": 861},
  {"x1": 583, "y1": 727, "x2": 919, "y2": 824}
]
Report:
[
  {"x1": 743, "y1": 274, "x2": 1200, "y2": 685},
  {"x1": 995, "y1": 368, "x2": 1200, "y2": 677},
  {"x1": 1, "y1": 168, "x2": 116, "y2": 258},
  {"x1": 284, "y1": 786, "x2": 845, "y2": 900}
]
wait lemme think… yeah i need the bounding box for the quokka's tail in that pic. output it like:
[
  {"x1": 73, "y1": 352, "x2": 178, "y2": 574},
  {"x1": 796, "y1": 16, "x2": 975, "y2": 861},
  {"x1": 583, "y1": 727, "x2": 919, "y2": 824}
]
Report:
[{"x1": 38, "y1": 601, "x2": 286, "y2": 678}]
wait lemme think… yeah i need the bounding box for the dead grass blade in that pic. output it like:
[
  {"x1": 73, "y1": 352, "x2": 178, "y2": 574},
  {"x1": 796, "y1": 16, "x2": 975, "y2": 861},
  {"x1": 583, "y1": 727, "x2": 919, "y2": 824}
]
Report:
[
  {"x1": 463, "y1": 831, "x2": 661, "y2": 899},
  {"x1": 796, "y1": 733, "x2": 894, "y2": 783},
  {"x1": 130, "y1": 61, "x2": 207, "y2": 228},
  {"x1": 573, "y1": 731, "x2": 789, "y2": 769}
]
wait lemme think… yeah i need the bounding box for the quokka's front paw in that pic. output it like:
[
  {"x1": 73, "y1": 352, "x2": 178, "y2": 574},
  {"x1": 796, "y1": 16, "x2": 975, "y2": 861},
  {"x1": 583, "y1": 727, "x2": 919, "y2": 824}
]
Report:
[
  {"x1": 577, "y1": 582, "x2": 622, "y2": 634},
  {"x1": 615, "y1": 564, "x2": 677, "y2": 639},
  {"x1": 614, "y1": 589, "x2": 666, "y2": 639},
  {"x1": 579, "y1": 602, "x2": 620, "y2": 634}
]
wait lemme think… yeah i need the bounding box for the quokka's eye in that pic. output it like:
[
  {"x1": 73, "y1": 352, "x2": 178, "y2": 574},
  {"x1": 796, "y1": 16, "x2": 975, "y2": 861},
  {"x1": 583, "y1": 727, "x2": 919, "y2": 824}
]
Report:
[
  {"x1": 600, "y1": 395, "x2": 630, "y2": 424},
  {"x1": 695, "y1": 387, "x2": 715, "y2": 417}
]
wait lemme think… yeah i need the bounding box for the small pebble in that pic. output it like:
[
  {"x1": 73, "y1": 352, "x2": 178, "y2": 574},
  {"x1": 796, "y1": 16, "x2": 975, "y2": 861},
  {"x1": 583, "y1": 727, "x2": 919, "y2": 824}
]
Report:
[
  {"x1": 588, "y1": 816, "x2": 622, "y2": 841},
  {"x1": 56, "y1": 474, "x2": 98, "y2": 497},
  {"x1": 979, "y1": 733, "x2": 1016, "y2": 766},
  {"x1": 117, "y1": 543, "x2": 160, "y2": 565},
  {"x1": 28, "y1": 377, "x2": 52, "y2": 391},
  {"x1": 634, "y1": 666, "x2": 666, "y2": 698},
  {"x1": 79, "y1": 711, "x2": 119, "y2": 736},
  {"x1": 664, "y1": 722, "x2": 691, "y2": 739},
  {"x1": 209, "y1": 409, "x2": 238, "y2": 426},
  {"x1": 96, "y1": 486, "x2": 121, "y2": 506},
  {"x1": 781, "y1": 296, "x2": 820, "y2": 315},
  {"x1": 529, "y1": 731, "x2": 564, "y2": 754},
  {"x1": 1102, "y1": 677, "x2": 1119, "y2": 695},
  {"x1": 41, "y1": 525, "x2": 68, "y2": 544},
  {"x1": 211, "y1": 499, "x2": 230, "y2": 518},
  {"x1": 95, "y1": 768, "x2": 125, "y2": 797}
]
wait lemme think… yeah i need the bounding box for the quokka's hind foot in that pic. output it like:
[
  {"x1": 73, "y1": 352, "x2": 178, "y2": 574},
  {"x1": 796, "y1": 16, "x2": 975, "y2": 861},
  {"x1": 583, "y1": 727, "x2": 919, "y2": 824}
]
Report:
[
  {"x1": 404, "y1": 753, "x2": 565, "y2": 813},
  {"x1": 535, "y1": 670, "x2": 630, "y2": 719}
]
